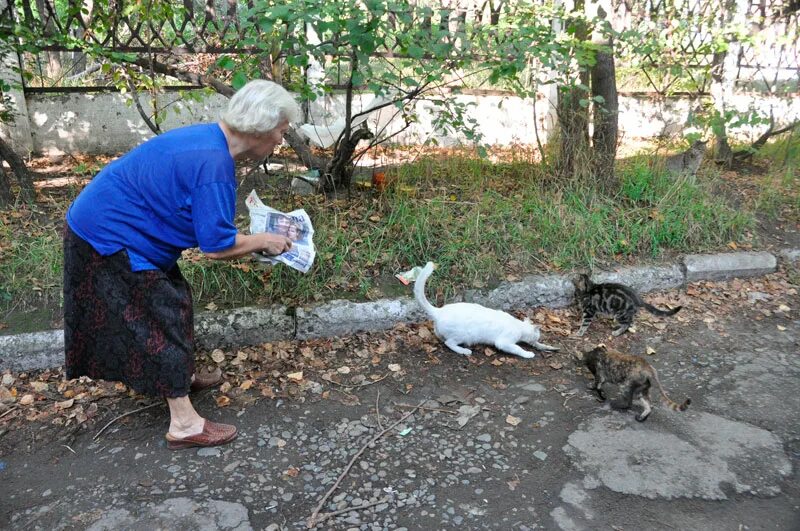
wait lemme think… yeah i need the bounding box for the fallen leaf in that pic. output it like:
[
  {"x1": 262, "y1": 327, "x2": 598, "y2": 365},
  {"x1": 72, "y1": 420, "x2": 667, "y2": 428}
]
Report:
[
  {"x1": 215, "y1": 395, "x2": 231, "y2": 407},
  {"x1": 285, "y1": 466, "x2": 299, "y2": 477},
  {"x1": 337, "y1": 366, "x2": 351, "y2": 374},
  {"x1": 0, "y1": 386, "x2": 13, "y2": 403},
  {"x1": 205, "y1": 302, "x2": 218, "y2": 311},
  {"x1": 490, "y1": 359, "x2": 504, "y2": 366},
  {"x1": 240, "y1": 380, "x2": 254, "y2": 391},
  {"x1": 276, "y1": 438, "x2": 287, "y2": 448},
  {"x1": 777, "y1": 325, "x2": 787, "y2": 331},
  {"x1": 19, "y1": 394, "x2": 35, "y2": 406},
  {"x1": 287, "y1": 371, "x2": 304, "y2": 382},
  {"x1": 211, "y1": 349, "x2": 226, "y2": 363},
  {"x1": 549, "y1": 362, "x2": 563, "y2": 370},
  {"x1": 778, "y1": 304, "x2": 790, "y2": 312},
  {"x1": 55, "y1": 398, "x2": 74, "y2": 410},
  {"x1": 261, "y1": 386, "x2": 275, "y2": 398},
  {"x1": 506, "y1": 415, "x2": 521, "y2": 426},
  {"x1": 31, "y1": 381, "x2": 49, "y2": 392},
  {"x1": 646, "y1": 346, "x2": 656, "y2": 356},
  {"x1": 418, "y1": 327, "x2": 433, "y2": 340},
  {"x1": 219, "y1": 382, "x2": 232, "y2": 394},
  {"x1": 388, "y1": 364, "x2": 402, "y2": 372}
]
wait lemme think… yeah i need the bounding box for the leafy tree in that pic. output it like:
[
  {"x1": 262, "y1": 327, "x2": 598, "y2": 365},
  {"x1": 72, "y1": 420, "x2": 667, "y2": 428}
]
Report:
[
  {"x1": 5, "y1": 0, "x2": 504, "y2": 192},
  {"x1": 0, "y1": 16, "x2": 34, "y2": 207}
]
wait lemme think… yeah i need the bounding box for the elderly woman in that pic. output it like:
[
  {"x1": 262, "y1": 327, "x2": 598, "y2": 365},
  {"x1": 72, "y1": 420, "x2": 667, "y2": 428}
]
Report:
[{"x1": 63, "y1": 80, "x2": 300, "y2": 449}]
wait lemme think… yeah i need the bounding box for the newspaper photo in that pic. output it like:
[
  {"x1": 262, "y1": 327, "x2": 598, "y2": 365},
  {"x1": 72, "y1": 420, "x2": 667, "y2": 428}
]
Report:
[{"x1": 245, "y1": 189, "x2": 316, "y2": 273}]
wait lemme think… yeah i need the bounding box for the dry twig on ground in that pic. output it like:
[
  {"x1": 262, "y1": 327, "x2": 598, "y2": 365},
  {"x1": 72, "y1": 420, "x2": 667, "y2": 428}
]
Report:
[
  {"x1": 306, "y1": 399, "x2": 428, "y2": 528},
  {"x1": 92, "y1": 402, "x2": 161, "y2": 441}
]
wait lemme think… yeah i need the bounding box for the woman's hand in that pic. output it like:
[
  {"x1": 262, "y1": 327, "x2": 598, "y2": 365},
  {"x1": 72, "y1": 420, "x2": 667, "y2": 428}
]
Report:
[
  {"x1": 204, "y1": 233, "x2": 292, "y2": 261},
  {"x1": 260, "y1": 233, "x2": 292, "y2": 256}
]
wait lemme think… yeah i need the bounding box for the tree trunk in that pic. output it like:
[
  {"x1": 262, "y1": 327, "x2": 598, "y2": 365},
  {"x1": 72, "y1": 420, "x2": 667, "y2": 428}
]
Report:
[
  {"x1": 323, "y1": 126, "x2": 373, "y2": 192},
  {"x1": 35, "y1": 0, "x2": 62, "y2": 80},
  {"x1": 556, "y1": 0, "x2": 590, "y2": 180},
  {"x1": 589, "y1": 1, "x2": 618, "y2": 185},
  {"x1": 0, "y1": 162, "x2": 14, "y2": 207},
  {"x1": 0, "y1": 136, "x2": 35, "y2": 203},
  {"x1": 710, "y1": 0, "x2": 748, "y2": 169}
]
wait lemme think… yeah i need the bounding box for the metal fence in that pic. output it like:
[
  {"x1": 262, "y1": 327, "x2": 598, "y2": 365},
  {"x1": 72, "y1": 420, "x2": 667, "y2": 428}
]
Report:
[{"x1": 2, "y1": 0, "x2": 797, "y2": 92}]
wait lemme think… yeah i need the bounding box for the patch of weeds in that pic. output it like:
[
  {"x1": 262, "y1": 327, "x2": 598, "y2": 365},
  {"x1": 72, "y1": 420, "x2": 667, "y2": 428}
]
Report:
[
  {"x1": 0, "y1": 149, "x2": 759, "y2": 319},
  {"x1": 0, "y1": 219, "x2": 63, "y2": 312},
  {"x1": 754, "y1": 166, "x2": 799, "y2": 221}
]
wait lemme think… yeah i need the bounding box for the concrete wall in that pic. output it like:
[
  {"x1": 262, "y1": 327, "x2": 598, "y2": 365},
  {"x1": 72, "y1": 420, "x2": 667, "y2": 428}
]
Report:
[{"x1": 2, "y1": 88, "x2": 799, "y2": 157}]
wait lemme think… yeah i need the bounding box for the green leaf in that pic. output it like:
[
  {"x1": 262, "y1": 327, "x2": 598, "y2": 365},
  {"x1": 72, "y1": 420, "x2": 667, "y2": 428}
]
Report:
[
  {"x1": 217, "y1": 56, "x2": 235, "y2": 70},
  {"x1": 232, "y1": 72, "x2": 249, "y2": 90},
  {"x1": 407, "y1": 45, "x2": 424, "y2": 59}
]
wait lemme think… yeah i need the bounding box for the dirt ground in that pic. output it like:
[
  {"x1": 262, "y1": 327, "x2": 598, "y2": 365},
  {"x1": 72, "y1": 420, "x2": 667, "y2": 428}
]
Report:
[{"x1": 1, "y1": 271, "x2": 798, "y2": 530}]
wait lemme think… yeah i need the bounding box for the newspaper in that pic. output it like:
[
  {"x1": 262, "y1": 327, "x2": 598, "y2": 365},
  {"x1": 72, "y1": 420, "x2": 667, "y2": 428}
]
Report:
[{"x1": 245, "y1": 189, "x2": 316, "y2": 273}]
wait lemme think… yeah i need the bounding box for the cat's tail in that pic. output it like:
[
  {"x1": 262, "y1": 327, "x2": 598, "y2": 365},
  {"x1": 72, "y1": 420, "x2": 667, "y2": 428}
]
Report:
[
  {"x1": 651, "y1": 368, "x2": 691, "y2": 412},
  {"x1": 642, "y1": 302, "x2": 682, "y2": 317},
  {"x1": 414, "y1": 261, "x2": 440, "y2": 319}
]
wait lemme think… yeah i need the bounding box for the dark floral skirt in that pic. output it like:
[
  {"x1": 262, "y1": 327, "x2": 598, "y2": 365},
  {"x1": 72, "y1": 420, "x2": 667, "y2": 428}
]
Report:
[{"x1": 63, "y1": 225, "x2": 194, "y2": 397}]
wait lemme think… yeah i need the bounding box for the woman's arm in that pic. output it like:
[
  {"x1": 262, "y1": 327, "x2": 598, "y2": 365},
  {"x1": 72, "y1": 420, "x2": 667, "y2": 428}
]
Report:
[{"x1": 204, "y1": 232, "x2": 292, "y2": 260}]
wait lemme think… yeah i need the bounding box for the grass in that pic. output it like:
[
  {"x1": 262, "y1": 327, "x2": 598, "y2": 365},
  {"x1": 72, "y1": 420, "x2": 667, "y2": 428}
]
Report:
[
  {"x1": 0, "y1": 143, "x2": 777, "y2": 320},
  {"x1": 752, "y1": 136, "x2": 800, "y2": 221}
]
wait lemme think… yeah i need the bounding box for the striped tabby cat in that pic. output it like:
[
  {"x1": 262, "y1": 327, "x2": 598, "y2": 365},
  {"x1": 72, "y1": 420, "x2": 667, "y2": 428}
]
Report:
[
  {"x1": 574, "y1": 274, "x2": 682, "y2": 336},
  {"x1": 665, "y1": 139, "x2": 707, "y2": 176},
  {"x1": 579, "y1": 344, "x2": 691, "y2": 422}
]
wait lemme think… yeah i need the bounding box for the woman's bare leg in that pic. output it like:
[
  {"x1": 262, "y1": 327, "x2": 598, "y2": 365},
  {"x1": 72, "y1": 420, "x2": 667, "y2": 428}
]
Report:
[{"x1": 166, "y1": 395, "x2": 205, "y2": 438}]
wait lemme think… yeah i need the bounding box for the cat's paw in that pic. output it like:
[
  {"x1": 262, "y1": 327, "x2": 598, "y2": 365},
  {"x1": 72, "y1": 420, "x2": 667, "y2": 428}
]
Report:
[
  {"x1": 516, "y1": 351, "x2": 535, "y2": 359},
  {"x1": 635, "y1": 413, "x2": 650, "y2": 422}
]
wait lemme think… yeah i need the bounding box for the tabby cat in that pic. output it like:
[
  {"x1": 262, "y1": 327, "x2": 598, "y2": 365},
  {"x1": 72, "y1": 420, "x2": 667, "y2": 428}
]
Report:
[
  {"x1": 579, "y1": 344, "x2": 691, "y2": 422},
  {"x1": 573, "y1": 273, "x2": 682, "y2": 337},
  {"x1": 665, "y1": 139, "x2": 707, "y2": 176}
]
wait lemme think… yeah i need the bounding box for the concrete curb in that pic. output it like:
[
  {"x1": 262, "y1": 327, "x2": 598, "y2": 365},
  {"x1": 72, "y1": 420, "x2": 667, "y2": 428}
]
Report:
[
  {"x1": 1, "y1": 248, "x2": 798, "y2": 372},
  {"x1": 683, "y1": 251, "x2": 777, "y2": 281}
]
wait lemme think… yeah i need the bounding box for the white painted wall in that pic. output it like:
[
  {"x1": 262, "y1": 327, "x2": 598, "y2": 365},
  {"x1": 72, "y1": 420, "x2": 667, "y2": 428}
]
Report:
[{"x1": 2, "y1": 89, "x2": 798, "y2": 157}]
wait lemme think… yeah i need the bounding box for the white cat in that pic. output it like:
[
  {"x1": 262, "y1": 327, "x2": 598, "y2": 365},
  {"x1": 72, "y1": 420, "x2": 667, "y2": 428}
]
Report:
[{"x1": 414, "y1": 262, "x2": 559, "y2": 358}]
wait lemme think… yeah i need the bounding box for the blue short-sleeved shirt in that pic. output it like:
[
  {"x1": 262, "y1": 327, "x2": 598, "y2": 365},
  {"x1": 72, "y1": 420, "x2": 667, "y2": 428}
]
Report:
[{"x1": 66, "y1": 123, "x2": 238, "y2": 271}]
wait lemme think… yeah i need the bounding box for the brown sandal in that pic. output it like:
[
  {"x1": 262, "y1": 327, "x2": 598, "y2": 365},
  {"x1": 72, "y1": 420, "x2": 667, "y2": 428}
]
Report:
[
  {"x1": 165, "y1": 420, "x2": 238, "y2": 450},
  {"x1": 190, "y1": 367, "x2": 224, "y2": 392}
]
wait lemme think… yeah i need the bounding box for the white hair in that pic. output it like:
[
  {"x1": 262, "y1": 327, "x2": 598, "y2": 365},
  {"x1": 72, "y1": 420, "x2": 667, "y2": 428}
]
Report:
[{"x1": 221, "y1": 80, "x2": 301, "y2": 134}]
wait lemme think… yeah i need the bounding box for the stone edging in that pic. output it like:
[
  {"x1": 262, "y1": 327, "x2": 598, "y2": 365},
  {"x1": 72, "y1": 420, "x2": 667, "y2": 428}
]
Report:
[{"x1": 1, "y1": 249, "x2": 796, "y2": 372}]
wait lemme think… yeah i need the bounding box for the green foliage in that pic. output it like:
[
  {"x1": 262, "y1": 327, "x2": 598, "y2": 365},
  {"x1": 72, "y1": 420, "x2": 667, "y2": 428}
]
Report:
[{"x1": 0, "y1": 150, "x2": 758, "y2": 311}]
